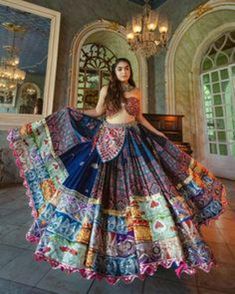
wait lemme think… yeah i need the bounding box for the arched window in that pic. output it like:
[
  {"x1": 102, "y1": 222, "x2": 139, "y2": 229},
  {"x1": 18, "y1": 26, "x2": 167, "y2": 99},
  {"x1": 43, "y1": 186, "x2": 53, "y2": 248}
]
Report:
[
  {"x1": 77, "y1": 43, "x2": 116, "y2": 109},
  {"x1": 200, "y1": 31, "x2": 235, "y2": 158}
]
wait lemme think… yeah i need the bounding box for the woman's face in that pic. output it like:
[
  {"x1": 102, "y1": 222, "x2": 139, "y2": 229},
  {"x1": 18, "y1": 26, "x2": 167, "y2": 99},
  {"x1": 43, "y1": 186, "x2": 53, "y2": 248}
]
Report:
[{"x1": 115, "y1": 61, "x2": 131, "y2": 83}]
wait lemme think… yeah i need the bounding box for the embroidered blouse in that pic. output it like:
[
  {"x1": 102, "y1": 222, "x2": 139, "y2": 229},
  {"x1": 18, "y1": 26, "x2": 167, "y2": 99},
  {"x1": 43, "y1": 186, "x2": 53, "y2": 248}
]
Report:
[{"x1": 106, "y1": 97, "x2": 140, "y2": 117}]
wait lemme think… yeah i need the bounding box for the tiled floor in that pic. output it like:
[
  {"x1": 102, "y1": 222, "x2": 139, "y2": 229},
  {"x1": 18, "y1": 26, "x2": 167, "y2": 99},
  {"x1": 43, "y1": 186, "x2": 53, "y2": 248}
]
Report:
[{"x1": 0, "y1": 179, "x2": 234, "y2": 294}]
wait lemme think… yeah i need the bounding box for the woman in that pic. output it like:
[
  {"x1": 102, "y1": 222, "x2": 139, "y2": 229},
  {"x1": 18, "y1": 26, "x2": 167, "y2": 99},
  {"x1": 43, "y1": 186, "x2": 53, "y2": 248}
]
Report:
[
  {"x1": 82, "y1": 58, "x2": 166, "y2": 139},
  {"x1": 7, "y1": 58, "x2": 227, "y2": 284}
]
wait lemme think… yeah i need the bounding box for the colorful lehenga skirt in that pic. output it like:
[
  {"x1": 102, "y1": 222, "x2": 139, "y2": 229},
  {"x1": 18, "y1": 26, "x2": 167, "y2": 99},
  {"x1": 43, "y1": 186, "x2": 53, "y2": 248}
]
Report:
[{"x1": 7, "y1": 106, "x2": 227, "y2": 284}]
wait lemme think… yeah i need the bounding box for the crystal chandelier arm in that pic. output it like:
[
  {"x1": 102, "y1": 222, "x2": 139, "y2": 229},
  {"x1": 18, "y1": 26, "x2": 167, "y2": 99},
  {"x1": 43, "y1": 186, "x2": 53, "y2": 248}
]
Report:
[{"x1": 125, "y1": 0, "x2": 170, "y2": 57}]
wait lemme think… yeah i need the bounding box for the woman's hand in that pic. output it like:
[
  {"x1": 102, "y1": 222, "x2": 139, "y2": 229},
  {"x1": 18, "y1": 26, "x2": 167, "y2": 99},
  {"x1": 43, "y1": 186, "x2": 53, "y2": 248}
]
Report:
[
  {"x1": 155, "y1": 131, "x2": 168, "y2": 139},
  {"x1": 136, "y1": 112, "x2": 168, "y2": 139}
]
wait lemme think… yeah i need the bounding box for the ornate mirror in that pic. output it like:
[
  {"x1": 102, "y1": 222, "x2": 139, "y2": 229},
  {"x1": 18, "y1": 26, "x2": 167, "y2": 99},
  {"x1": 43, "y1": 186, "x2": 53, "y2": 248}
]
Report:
[{"x1": 0, "y1": 0, "x2": 60, "y2": 130}]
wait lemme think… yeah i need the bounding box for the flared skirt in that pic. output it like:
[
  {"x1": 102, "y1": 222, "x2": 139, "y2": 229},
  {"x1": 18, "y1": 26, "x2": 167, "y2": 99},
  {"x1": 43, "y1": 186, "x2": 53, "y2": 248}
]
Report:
[{"x1": 7, "y1": 106, "x2": 227, "y2": 284}]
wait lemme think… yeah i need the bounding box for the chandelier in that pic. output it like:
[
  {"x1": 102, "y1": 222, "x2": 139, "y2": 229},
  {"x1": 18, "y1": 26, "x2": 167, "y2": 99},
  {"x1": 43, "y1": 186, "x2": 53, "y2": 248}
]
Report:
[
  {"x1": 125, "y1": 0, "x2": 170, "y2": 58},
  {"x1": 0, "y1": 23, "x2": 26, "y2": 92}
]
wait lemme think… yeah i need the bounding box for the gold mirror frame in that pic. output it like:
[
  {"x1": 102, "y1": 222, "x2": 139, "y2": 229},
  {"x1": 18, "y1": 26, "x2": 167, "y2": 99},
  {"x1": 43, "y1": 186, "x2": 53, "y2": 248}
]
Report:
[{"x1": 0, "y1": 0, "x2": 61, "y2": 130}]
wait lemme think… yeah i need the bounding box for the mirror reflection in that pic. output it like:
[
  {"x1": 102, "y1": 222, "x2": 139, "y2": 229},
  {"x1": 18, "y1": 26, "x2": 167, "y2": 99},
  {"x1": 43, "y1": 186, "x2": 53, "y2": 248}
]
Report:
[{"x1": 0, "y1": 4, "x2": 50, "y2": 114}]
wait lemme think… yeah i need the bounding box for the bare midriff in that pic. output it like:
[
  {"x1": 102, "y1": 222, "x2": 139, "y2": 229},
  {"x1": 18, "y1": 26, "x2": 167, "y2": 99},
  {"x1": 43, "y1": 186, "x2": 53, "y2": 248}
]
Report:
[{"x1": 106, "y1": 108, "x2": 136, "y2": 124}]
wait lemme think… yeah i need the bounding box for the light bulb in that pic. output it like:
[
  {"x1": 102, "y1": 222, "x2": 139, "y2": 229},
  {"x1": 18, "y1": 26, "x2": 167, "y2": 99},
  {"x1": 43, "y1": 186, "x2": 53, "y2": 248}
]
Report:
[
  {"x1": 132, "y1": 15, "x2": 142, "y2": 33},
  {"x1": 159, "y1": 25, "x2": 168, "y2": 34},
  {"x1": 133, "y1": 25, "x2": 142, "y2": 34},
  {"x1": 147, "y1": 22, "x2": 157, "y2": 31},
  {"x1": 127, "y1": 32, "x2": 134, "y2": 40}
]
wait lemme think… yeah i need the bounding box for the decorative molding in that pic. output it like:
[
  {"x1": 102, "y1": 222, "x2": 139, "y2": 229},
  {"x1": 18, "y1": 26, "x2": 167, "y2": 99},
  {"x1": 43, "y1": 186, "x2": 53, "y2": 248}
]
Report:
[
  {"x1": 0, "y1": 0, "x2": 61, "y2": 130},
  {"x1": 101, "y1": 19, "x2": 123, "y2": 32},
  {"x1": 68, "y1": 19, "x2": 148, "y2": 112},
  {"x1": 194, "y1": 4, "x2": 213, "y2": 19}
]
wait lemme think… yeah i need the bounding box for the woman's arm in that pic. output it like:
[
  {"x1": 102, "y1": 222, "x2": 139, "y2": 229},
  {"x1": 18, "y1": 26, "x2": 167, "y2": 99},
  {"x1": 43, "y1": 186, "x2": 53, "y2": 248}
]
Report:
[
  {"x1": 137, "y1": 113, "x2": 167, "y2": 138},
  {"x1": 81, "y1": 86, "x2": 107, "y2": 117},
  {"x1": 135, "y1": 89, "x2": 167, "y2": 138}
]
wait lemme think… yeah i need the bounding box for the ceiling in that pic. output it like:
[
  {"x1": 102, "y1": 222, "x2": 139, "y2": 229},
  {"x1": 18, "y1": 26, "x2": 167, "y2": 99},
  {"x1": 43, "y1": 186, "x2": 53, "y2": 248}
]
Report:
[
  {"x1": 128, "y1": 0, "x2": 167, "y2": 9},
  {"x1": 0, "y1": 3, "x2": 50, "y2": 75}
]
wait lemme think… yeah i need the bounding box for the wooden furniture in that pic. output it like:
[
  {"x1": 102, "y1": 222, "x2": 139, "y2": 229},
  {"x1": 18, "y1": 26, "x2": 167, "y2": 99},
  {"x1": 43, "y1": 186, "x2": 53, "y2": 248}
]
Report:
[{"x1": 143, "y1": 113, "x2": 193, "y2": 155}]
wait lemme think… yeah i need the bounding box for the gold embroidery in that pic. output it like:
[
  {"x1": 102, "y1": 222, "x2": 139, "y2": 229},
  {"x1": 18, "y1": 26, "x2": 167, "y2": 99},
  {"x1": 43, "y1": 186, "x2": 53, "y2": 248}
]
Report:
[
  {"x1": 85, "y1": 248, "x2": 96, "y2": 268},
  {"x1": 133, "y1": 224, "x2": 152, "y2": 242},
  {"x1": 76, "y1": 225, "x2": 91, "y2": 244},
  {"x1": 40, "y1": 179, "x2": 56, "y2": 201}
]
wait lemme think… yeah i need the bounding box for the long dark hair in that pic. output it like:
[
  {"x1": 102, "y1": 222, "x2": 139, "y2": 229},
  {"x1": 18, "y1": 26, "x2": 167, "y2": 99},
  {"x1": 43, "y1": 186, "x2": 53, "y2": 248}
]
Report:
[{"x1": 104, "y1": 58, "x2": 136, "y2": 112}]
